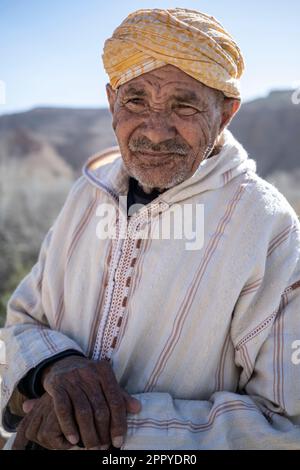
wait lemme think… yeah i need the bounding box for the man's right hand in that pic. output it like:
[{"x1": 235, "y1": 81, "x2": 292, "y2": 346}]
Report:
[{"x1": 41, "y1": 355, "x2": 141, "y2": 449}]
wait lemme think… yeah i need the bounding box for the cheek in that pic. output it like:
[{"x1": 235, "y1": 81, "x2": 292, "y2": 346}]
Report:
[
  {"x1": 112, "y1": 111, "x2": 124, "y2": 133},
  {"x1": 113, "y1": 110, "x2": 140, "y2": 144},
  {"x1": 183, "y1": 113, "x2": 218, "y2": 150}
]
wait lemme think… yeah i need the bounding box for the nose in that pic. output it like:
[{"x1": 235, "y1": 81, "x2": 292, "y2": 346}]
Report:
[{"x1": 140, "y1": 111, "x2": 176, "y2": 145}]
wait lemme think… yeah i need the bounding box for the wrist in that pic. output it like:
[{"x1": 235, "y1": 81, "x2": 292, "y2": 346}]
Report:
[
  {"x1": 41, "y1": 354, "x2": 84, "y2": 387},
  {"x1": 38, "y1": 351, "x2": 86, "y2": 392},
  {"x1": 41, "y1": 363, "x2": 54, "y2": 388}
]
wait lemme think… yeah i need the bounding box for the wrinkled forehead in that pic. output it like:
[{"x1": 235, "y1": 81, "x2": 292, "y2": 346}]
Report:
[{"x1": 117, "y1": 65, "x2": 219, "y2": 102}]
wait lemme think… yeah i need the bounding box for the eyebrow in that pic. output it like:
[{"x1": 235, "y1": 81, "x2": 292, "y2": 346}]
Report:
[
  {"x1": 122, "y1": 86, "x2": 147, "y2": 97},
  {"x1": 122, "y1": 86, "x2": 206, "y2": 106},
  {"x1": 173, "y1": 88, "x2": 205, "y2": 106}
]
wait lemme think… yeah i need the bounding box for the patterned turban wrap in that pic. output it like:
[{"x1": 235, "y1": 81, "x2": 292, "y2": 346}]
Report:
[{"x1": 102, "y1": 8, "x2": 245, "y2": 99}]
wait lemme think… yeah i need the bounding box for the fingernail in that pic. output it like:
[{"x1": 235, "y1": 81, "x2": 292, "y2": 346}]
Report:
[
  {"x1": 129, "y1": 398, "x2": 142, "y2": 412},
  {"x1": 22, "y1": 400, "x2": 35, "y2": 413},
  {"x1": 67, "y1": 434, "x2": 79, "y2": 445},
  {"x1": 131, "y1": 397, "x2": 140, "y2": 405},
  {"x1": 112, "y1": 436, "x2": 123, "y2": 448},
  {"x1": 22, "y1": 403, "x2": 30, "y2": 413}
]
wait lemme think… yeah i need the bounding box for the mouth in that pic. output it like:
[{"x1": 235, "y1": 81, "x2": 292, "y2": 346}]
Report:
[
  {"x1": 131, "y1": 151, "x2": 176, "y2": 168},
  {"x1": 134, "y1": 150, "x2": 178, "y2": 159}
]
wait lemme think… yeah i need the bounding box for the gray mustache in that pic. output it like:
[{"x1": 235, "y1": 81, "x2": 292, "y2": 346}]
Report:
[{"x1": 129, "y1": 137, "x2": 189, "y2": 156}]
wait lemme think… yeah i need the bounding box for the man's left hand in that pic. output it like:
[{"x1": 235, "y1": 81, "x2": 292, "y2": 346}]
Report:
[{"x1": 12, "y1": 393, "x2": 73, "y2": 450}]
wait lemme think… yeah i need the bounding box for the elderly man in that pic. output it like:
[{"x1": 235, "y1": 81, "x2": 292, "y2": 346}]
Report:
[{"x1": 1, "y1": 8, "x2": 300, "y2": 450}]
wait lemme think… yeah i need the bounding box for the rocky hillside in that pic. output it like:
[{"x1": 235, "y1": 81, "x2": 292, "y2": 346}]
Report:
[
  {"x1": 1, "y1": 89, "x2": 299, "y2": 178},
  {"x1": 230, "y1": 90, "x2": 300, "y2": 177},
  {"x1": 0, "y1": 107, "x2": 116, "y2": 175}
]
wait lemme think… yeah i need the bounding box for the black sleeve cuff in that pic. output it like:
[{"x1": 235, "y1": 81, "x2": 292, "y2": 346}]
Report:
[
  {"x1": 17, "y1": 349, "x2": 85, "y2": 399},
  {"x1": 2, "y1": 406, "x2": 23, "y2": 433}
]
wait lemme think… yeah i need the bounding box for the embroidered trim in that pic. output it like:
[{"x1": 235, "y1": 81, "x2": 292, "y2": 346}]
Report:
[
  {"x1": 236, "y1": 311, "x2": 277, "y2": 351},
  {"x1": 99, "y1": 213, "x2": 148, "y2": 360},
  {"x1": 92, "y1": 215, "x2": 123, "y2": 360},
  {"x1": 236, "y1": 279, "x2": 300, "y2": 351},
  {"x1": 92, "y1": 201, "x2": 165, "y2": 361},
  {"x1": 283, "y1": 279, "x2": 300, "y2": 294}
]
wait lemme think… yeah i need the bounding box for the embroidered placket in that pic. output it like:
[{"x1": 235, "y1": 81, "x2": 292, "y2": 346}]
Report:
[{"x1": 92, "y1": 189, "x2": 168, "y2": 361}]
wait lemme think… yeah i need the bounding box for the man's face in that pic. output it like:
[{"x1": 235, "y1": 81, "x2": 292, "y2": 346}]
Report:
[{"x1": 106, "y1": 65, "x2": 235, "y2": 191}]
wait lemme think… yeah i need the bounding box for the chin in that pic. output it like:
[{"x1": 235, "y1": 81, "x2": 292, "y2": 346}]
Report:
[
  {"x1": 133, "y1": 171, "x2": 187, "y2": 191},
  {"x1": 123, "y1": 157, "x2": 189, "y2": 190}
]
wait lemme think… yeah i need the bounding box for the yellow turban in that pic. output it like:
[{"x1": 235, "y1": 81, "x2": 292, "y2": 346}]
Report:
[{"x1": 102, "y1": 8, "x2": 245, "y2": 99}]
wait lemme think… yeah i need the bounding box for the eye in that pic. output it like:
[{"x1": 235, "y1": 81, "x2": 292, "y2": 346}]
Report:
[
  {"x1": 125, "y1": 98, "x2": 146, "y2": 113},
  {"x1": 174, "y1": 105, "x2": 199, "y2": 117}
]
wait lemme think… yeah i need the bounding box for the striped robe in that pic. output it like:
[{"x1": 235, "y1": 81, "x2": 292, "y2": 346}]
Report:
[{"x1": 1, "y1": 130, "x2": 300, "y2": 449}]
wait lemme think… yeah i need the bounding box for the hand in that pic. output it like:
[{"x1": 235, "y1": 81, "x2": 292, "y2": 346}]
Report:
[
  {"x1": 42, "y1": 356, "x2": 141, "y2": 449},
  {"x1": 12, "y1": 393, "x2": 73, "y2": 450}
]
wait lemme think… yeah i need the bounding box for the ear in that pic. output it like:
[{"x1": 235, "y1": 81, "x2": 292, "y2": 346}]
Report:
[
  {"x1": 219, "y1": 98, "x2": 241, "y2": 133},
  {"x1": 106, "y1": 83, "x2": 117, "y2": 115}
]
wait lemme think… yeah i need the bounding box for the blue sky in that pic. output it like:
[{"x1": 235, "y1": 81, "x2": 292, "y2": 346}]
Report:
[{"x1": 0, "y1": 0, "x2": 300, "y2": 115}]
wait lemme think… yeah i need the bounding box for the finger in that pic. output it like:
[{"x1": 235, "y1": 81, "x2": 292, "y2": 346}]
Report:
[
  {"x1": 24, "y1": 412, "x2": 43, "y2": 444},
  {"x1": 23, "y1": 399, "x2": 39, "y2": 414},
  {"x1": 68, "y1": 387, "x2": 100, "y2": 449},
  {"x1": 37, "y1": 414, "x2": 73, "y2": 450},
  {"x1": 38, "y1": 436, "x2": 73, "y2": 450},
  {"x1": 98, "y1": 366, "x2": 127, "y2": 448},
  {"x1": 51, "y1": 387, "x2": 80, "y2": 445},
  {"x1": 88, "y1": 392, "x2": 111, "y2": 448},
  {"x1": 12, "y1": 419, "x2": 29, "y2": 450},
  {"x1": 122, "y1": 390, "x2": 142, "y2": 414},
  {"x1": 105, "y1": 387, "x2": 127, "y2": 448},
  {"x1": 49, "y1": 435, "x2": 73, "y2": 450},
  {"x1": 35, "y1": 407, "x2": 73, "y2": 450}
]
